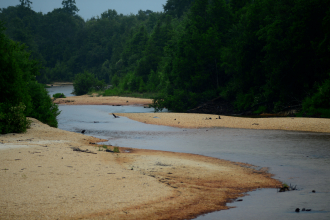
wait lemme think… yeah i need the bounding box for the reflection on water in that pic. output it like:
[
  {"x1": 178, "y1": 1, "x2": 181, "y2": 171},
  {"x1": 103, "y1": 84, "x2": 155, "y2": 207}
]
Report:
[{"x1": 58, "y1": 105, "x2": 330, "y2": 220}]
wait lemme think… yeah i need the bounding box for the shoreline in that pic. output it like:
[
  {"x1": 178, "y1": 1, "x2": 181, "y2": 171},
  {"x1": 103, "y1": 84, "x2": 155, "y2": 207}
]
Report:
[
  {"x1": 53, "y1": 95, "x2": 152, "y2": 106},
  {"x1": 115, "y1": 112, "x2": 330, "y2": 133},
  {"x1": 53, "y1": 96, "x2": 330, "y2": 133},
  {"x1": 0, "y1": 118, "x2": 281, "y2": 219}
]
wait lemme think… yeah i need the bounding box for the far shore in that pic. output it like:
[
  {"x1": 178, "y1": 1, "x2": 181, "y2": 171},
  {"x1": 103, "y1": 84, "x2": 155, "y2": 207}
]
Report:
[
  {"x1": 116, "y1": 112, "x2": 330, "y2": 133},
  {"x1": 53, "y1": 95, "x2": 153, "y2": 106},
  {"x1": 52, "y1": 95, "x2": 330, "y2": 133}
]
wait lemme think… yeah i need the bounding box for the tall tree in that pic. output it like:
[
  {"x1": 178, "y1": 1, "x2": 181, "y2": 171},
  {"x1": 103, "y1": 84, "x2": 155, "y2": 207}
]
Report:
[
  {"x1": 61, "y1": 0, "x2": 79, "y2": 15},
  {"x1": 19, "y1": 0, "x2": 32, "y2": 8}
]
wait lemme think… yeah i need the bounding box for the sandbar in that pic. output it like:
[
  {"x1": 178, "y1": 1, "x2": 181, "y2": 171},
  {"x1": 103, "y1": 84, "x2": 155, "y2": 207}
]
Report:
[
  {"x1": 115, "y1": 112, "x2": 330, "y2": 133},
  {"x1": 0, "y1": 118, "x2": 280, "y2": 219},
  {"x1": 53, "y1": 95, "x2": 152, "y2": 106}
]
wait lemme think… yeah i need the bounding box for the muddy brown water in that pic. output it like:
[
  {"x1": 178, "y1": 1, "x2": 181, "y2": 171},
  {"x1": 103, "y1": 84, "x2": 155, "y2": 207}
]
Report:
[{"x1": 57, "y1": 105, "x2": 330, "y2": 220}]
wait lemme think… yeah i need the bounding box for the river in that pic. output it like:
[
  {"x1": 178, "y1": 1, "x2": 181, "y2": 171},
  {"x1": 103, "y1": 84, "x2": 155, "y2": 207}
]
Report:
[{"x1": 49, "y1": 85, "x2": 330, "y2": 220}]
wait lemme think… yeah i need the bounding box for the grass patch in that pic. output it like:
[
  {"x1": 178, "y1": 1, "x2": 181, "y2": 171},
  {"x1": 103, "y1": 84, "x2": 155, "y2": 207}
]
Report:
[{"x1": 113, "y1": 146, "x2": 120, "y2": 153}]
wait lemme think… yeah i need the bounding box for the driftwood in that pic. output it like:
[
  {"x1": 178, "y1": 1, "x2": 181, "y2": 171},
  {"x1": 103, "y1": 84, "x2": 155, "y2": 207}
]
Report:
[{"x1": 71, "y1": 147, "x2": 97, "y2": 154}]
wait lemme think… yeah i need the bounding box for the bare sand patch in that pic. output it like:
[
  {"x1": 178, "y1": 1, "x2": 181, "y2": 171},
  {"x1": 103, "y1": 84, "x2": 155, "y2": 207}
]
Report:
[
  {"x1": 115, "y1": 112, "x2": 330, "y2": 133},
  {"x1": 47, "y1": 82, "x2": 73, "y2": 87},
  {"x1": 53, "y1": 95, "x2": 152, "y2": 106},
  {"x1": 0, "y1": 118, "x2": 280, "y2": 219}
]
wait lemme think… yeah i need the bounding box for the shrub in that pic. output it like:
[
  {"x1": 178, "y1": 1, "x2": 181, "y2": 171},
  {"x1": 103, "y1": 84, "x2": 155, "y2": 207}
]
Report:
[
  {"x1": 113, "y1": 147, "x2": 120, "y2": 153},
  {"x1": 300, "y1": 76, "x2": 330, "y2": 118},
  {"x1": 0, "y1": 103, "x2": 31, "y2": 134},
  {"x1": 53, "y1": 93, "x2": 66, "y2": 98},
  {"x1": 73, "y1": 71, "x2": 106, "y2": 95},
  {"x1": 27, "y1": 82, "x2": 61, "y2": 128}
]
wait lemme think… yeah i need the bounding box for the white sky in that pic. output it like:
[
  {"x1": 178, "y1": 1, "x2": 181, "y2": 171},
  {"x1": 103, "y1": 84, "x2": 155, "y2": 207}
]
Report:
[{"x1": 0, "y1": 0, "x2": 167, "y2": 20}]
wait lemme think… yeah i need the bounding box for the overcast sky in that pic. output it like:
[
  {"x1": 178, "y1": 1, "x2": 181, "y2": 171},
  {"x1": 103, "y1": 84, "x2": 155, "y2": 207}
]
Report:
[{"x1": 0, "y1": 0, "x2": 167, "y2": 20}]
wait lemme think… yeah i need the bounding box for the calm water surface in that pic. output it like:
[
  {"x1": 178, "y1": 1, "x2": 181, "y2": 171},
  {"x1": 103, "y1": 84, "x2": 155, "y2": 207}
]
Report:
[
  {"x1": 47, "y1": 84, "x2": 75, "y2": 97},
  {"x1": 56, "y1": 104, "x2": 330, "y2": 220},
  {"x1": 49, "y1": 87, "x2": 330, "y2": 220}
]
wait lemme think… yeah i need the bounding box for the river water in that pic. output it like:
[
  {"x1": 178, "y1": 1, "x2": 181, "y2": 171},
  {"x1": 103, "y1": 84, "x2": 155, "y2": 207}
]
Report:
[{"x1": 48, "y1": 86, "x2": 330, "y2": 220}]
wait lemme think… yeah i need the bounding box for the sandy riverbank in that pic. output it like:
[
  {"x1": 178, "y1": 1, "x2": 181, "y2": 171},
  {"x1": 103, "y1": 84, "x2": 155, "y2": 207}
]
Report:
[
  {"x1": 0, "y1": 118, "x2": 280, "y2": 220},
  {"x1": 53, "y1": 95, "x2": 153, "y2": 106},
  {"x1": 52, "y1": 95, "x2": 330, "y2": 133},
  {"x1": 115, "y1": 112, "x2": 330, "y2": 133}
]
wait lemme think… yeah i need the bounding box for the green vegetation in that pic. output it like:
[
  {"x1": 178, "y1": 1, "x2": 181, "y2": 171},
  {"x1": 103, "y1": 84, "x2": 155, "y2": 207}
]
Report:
[
  {"x1": 1, "y1": 0, "x2": 330, "y2": 117},
  {"x1": 0, "y1": 21, "x2": 60, "y2": 134},
  {"x1": 113, "y1": 147, "x2": 120, "y2": 153},
  {"x1": 53, "y1": 93, "x2": 66, "y2": 98},
  {"x1": 73, "y1": 71, "x2": 106, "y2": 95}
]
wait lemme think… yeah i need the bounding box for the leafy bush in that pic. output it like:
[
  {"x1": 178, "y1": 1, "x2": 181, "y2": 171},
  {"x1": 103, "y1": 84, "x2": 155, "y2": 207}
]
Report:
[
  {"x1": 73, "y1": 71, "x2": 106, "y2": 95},
  {"x1": 53, "y1": 93, "x2": 66, "y2": 98},
  {"x1": 299, "y1": 76, "x2": 330, "y2": 118},
  {"x1": 0, "y1": 103, "x2": 31, "y2": 134},
  {"x1": 28, "y1": 82, "x2": 61, "y2": 128}
]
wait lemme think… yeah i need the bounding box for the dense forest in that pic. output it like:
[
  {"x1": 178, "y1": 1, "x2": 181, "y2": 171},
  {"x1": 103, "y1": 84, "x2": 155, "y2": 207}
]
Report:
[{"x1": 1, "y1": 0, "x2": 330, "y2": 117}]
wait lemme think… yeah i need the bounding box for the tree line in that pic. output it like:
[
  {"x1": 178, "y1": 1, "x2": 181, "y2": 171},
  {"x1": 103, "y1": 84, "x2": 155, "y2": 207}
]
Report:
[{"x1": 1, "y1": 0, "x2": 330, "y2": 118}]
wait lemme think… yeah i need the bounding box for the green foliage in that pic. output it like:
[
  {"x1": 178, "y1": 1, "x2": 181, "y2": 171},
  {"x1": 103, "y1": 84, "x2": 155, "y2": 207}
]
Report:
[
  {"x1": 113, "y1": 146, "x2": 120, "y2": 153},
  {"x1": 254, "y1": 106, "x2": 267, "y2": 114},
  {"x1": 27, "y1": 81, "x2": 61, "y2": 128},
  {"x1": 73, "y1": 71, "x2": 106, "y2": 95},
  {"x1": 53, "y1": 93, "x2": 66, "y2": 98},
  {"x1": 61, "y1": 0, "x2": 79, "y2": 15},
  {"x1": 163, "y1": 0, "x2": 195, "y2": 18},
  {"x1": 0, "y1": 103, "x2": 31, "y2": 134},
  {"x1": 0, "y1": 22, "x2": 60, "y2": 133},
  {"x1": 299, "y1": 76, "x2": 330, "y2": 117},
  {"x1": 2, "y1": 0, "x2": 330, "y2": 117}
]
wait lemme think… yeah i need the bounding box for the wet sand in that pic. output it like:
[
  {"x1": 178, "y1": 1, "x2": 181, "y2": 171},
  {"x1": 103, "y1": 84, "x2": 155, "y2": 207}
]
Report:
[
  {"x1": 115, "y1": 112, "x2": 330, "y2": 133},
  {"x1": 0, "y1": 118, "x2": 280, "y2": 220}
]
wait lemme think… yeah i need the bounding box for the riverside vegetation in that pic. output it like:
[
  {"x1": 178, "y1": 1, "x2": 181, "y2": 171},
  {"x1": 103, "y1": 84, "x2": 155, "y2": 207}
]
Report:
[
  {"x1": 0, "y1": 21, "x2": 60, "y2": 134},
  {"x1": 1, "y1": 0, "x2": 330, "y2": 132}
]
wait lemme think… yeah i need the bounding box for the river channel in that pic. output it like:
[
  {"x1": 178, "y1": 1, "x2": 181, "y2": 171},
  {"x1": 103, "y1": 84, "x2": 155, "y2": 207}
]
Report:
[{"x1": 49, "y1": 85, "x2": 330, "y2": 220}]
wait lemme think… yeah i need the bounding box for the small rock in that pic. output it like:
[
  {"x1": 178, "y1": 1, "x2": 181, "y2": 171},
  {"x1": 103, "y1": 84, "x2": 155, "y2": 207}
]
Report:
[
  {"x1": 237, "y1": 199, "x2": 243, "y2": 202},
  {"x1": 302, "y1": 208, "x2": 305, "y2": 211},
  {"x1": 295, "y1": 208, "x2": 300, "y2": 213},
  {"x1": 312, "y1": 190, "x2": 315, "y2": 193},
  {"x1": 306, "y1": 209, "x2": 311, "y2": 211}
]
